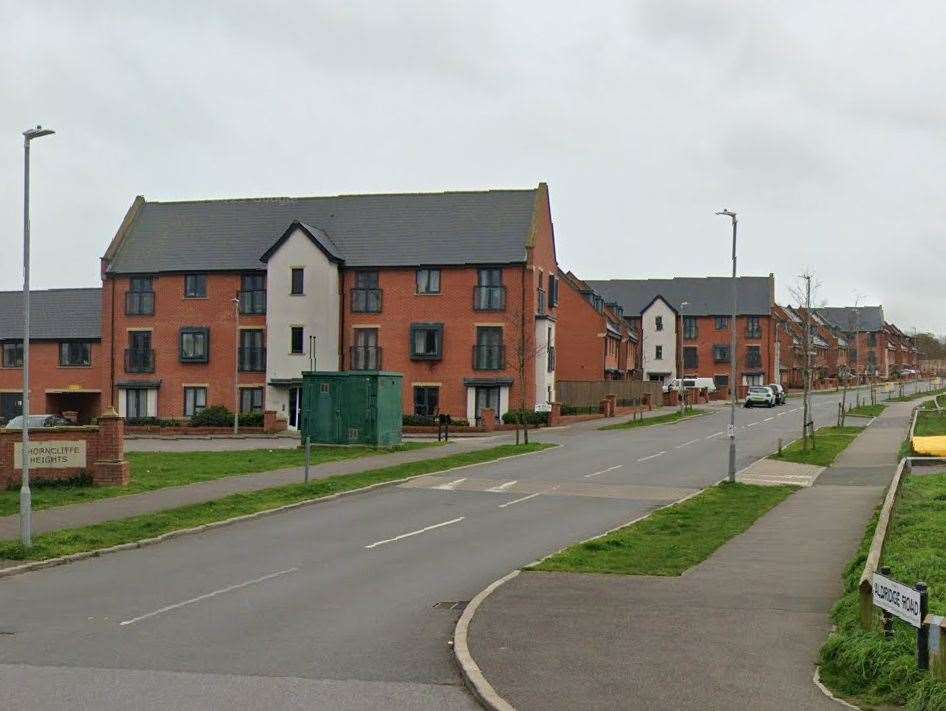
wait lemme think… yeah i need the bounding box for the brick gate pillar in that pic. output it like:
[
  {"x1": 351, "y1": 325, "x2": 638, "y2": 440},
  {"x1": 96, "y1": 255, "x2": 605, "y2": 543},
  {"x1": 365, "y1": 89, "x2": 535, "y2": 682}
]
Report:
[{"x1": 93, "y1": 408, "x2": 130, "y2": 487}]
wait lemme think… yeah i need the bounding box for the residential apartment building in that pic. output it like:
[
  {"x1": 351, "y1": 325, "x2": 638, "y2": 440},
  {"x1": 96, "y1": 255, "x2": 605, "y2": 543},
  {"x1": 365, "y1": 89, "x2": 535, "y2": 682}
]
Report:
[
  {"x1": 554, "y1": 270, "x2": 638, "y2": 382},
  {"x1": 586, "y1": 276, "x2": 777, "y2": 393},
  {"x1": 814, "y1": 306, "x2": 918, "y2": 378},
  {"x1": 0, "y1": 289, "x2": 102, "y2": 425},
  {"x1": 98, "y1": 184, "x2": 559, "y2": 426}
]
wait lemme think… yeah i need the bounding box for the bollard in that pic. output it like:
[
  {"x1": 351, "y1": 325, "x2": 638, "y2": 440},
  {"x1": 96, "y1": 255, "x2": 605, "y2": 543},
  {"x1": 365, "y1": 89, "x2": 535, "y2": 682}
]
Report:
[
  {"x1": 881, "y1": 566, "x2": 894, "y2": 639},
  {"x1": 778, "y1": 438, "x2": 782, "y2": 456},
  {"x1": 304, "y1": 436, "x2": 311, "y2": 484},
  {"x1": 918, "y1": 582, "x2": 930, "y2": 671}
]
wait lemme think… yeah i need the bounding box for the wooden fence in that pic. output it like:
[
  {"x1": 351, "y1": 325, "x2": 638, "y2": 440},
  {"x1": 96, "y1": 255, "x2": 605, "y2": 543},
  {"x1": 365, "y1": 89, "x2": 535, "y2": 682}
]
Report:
[{"x1": 557, "y1": 380, "x2": 663, "y2": 408}]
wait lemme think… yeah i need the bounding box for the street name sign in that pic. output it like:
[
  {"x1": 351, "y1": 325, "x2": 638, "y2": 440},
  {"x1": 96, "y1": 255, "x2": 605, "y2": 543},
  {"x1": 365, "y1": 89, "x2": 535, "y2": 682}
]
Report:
[{"x1": 872, "y1": 572, "x2": 922, "y2": 627}]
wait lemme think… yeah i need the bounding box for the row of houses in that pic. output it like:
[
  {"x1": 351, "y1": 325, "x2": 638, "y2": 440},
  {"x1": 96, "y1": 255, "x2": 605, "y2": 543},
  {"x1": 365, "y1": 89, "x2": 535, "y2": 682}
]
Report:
[{"x1": 0, "y1": 183, "x2": 921, "y2": 427}]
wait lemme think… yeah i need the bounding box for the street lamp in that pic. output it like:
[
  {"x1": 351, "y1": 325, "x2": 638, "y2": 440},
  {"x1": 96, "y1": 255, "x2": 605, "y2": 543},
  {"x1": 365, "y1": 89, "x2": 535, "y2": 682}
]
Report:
[
  {"x1": 20, "y1": 125, "x2": 55, "y2": 548},
  {"x1": 232, "y1": 296, "x2": 240, "y2": 435},
  {"x1": 716, "y1": 209, "x2": 737, "y2": 484},
  {"x1": 677, "y1": 300, "x2": 689, "y2": 415}
]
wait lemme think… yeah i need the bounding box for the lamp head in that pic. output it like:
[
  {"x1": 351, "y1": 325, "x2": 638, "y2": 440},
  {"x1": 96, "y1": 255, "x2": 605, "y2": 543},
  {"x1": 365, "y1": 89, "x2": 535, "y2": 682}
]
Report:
[
  {"x1": 24, "y1": 125, "x2": 55, "y2": 140},
  {"x1": 715, "y1": 209, "x2": 736, "y2": 218}
]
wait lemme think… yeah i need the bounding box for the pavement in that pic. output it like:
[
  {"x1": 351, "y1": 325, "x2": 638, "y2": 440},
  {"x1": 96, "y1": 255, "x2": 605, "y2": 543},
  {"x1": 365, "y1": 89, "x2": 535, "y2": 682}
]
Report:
[
  {"x1": 0, "y1": 383, "x2": 930, "y2": 711},
  {"x1": 465, "y1": 399, "x2": 920, "y2": 710}
]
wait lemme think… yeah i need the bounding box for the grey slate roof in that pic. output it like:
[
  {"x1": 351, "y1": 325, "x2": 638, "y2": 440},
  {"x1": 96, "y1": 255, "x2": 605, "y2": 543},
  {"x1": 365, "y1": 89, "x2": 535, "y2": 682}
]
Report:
[
  {"x1": 815, "y1": 306, "x2": 885, "y2": 332},
  {"x1": 0, "y1": 288, "x2": 102, "y2": 340},
  {"x1": 107, "y1": 189, "x2": 539, "y2": 273},
  {"x1": 585, "y1": 277, "x2": 773, "y2": 317}
]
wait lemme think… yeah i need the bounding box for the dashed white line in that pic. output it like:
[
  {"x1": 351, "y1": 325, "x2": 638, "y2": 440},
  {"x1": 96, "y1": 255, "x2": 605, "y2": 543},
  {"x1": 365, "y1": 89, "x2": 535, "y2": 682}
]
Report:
[
  {"x1": 675, "y1": 439, "x2": 701, "y2": 449},
  {"x1": 120, "y1": 567, "x2": 299, "y2": 626},
  {"x1": 637, "y1": 451, "x2": 666, "y2": 462},
  {"x1": 706, "y1": 431, "x2": 725, "y2": 439},
  {"x1": 498, "y1": 492, "x2": 543, "y2": 508},
  {"x1": 763, "y1": 417, "x2": 774, "y2": 422},
  {"x1": 486, "y1": 480, "x2": 518, "y2": 492},
  {"x1": 747, "y1": 422, "x2": 760, "y2": 428},
  {"x1": 776, "y1": 412, "x2": 788, "y2": 417},
  {"x1": 434, "y1": 478, "x2": 467, "y2": 490},
  {"x1": 584, "y1": 464, "x2": 624, "y2": 479},
  {"x1": 365, "y1": 517, "x2": 465, "y2": 549}
]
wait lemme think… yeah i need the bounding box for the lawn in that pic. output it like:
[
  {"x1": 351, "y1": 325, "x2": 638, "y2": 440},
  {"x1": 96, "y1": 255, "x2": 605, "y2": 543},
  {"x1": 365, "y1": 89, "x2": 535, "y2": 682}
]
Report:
[
  {"x1": 914, "y1": 412, "x2": 946, "y2": 437},
  {"x1": 889, "y1": 386, "x2": 946, "y2": 403},
  {"x1": 847, "y1": 404, "x2": 885, "y2": 418},
  {"x1": 598, "y1": 408, "x2": 707, "y2": 432},
  {"x1": 529, "y1": 482, "x2": 794, "y2": 576},
  {"x1": 0, "y1": 443, "x2": 435, "y2": 517},
  {"x1": 0, "y1": 443, "x2": 554, "y2": 562},
  {"x1": 820, "y1": 472, "x2": 946, "y2": 710},
  {"x1": 768, "y1": 426, "x2": 863, "y2": 468}
]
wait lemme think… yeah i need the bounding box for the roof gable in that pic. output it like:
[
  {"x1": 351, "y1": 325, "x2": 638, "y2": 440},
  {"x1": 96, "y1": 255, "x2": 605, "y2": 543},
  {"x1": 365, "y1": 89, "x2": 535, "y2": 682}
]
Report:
[
  {"x1": 260, "y1": 222, "x2": 344, "y2": 264},
  {"x1": 586, "y1": 276, "x2": 773, "y2": 316}
]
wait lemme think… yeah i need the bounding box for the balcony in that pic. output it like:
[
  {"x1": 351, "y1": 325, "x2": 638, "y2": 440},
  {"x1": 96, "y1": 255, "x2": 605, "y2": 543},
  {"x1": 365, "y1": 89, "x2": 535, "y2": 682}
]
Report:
[
  {"x1": 537, "y1": 288, "x2": 546, "y2": 315},
  {"x1": 238, "y1": 347, "x2": 266, "y2": 372},
  {"x1": 473, "y1": 285, "x2": 506, "y2": 311},
  {"x1": 238, "y1": 289, "x2": 266, "y2": 315},
  {"x1": 350, "y1": 346, "x2": 382, "y2": 370},
  {"x1": 125, "y1": 291, "x2": 154, "y2": 316},
  {"x1": 473, "y1": 344, "x2": 505, "y2": 370},
  {"x1": 124, "y1": 348, "x2": 155, "y2": 373},
  {"x1": 746, "y1": 328, "x2": 762, "y2": 339},
  {"x1": 745, "y1": 353, "x2": 763, "y2": 369},
  {"x1": 351, "y1": 288, "x2": 382, "y2": 313}
]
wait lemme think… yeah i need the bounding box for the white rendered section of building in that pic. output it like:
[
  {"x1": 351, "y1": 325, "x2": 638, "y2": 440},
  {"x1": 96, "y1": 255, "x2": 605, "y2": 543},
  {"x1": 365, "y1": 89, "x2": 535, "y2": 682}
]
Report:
[
  {"x1": 641, "y1": 297, "x2": 676, "y2": 384},
  {"x1": 533, "y1": 318, "x2": 555, "y2": 409}
]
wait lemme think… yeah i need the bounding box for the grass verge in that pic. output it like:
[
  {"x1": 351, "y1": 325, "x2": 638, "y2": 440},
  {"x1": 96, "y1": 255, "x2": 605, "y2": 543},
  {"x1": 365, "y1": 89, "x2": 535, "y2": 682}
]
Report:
[
  {"x1": 0, "y1": 443, "x2": 435, "y2": 517},
  {"x1": 598, "y1": 408, "x2": 707, "y2": 432},
  {"x1": 528, "y1": 482, "x2": 794, "y2": 576},
  {"x1": 848, "y1": 404, "x2": 886, "y2": 418},
  {"x1": 768, "y1": 426, "x2": 863, "y2": 467},
  {"x1": 889, "y1": 386, "x2": 946, "y2": 403},
  {"x1": 0, "y1": 443, "x2": 552, "y2": 563},
  {"x1": 914, "y1": 411, "x2": 946, "y2": 437},
  {"x1": 819, "y1": 472, "x2": 946, "y2": 710}
]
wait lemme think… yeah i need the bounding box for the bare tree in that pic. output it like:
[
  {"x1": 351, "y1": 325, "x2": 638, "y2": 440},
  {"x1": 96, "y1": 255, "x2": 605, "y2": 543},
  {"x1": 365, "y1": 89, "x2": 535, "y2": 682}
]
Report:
[{"x1": 789, "y1": 272, "x2": 820, "y2": 449}]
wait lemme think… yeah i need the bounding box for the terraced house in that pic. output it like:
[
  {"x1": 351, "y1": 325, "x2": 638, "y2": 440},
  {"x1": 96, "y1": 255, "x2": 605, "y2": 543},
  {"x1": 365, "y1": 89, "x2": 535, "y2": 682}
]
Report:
[{"x1": 99, "y1": 184, "x2": 560, "y2": 426}]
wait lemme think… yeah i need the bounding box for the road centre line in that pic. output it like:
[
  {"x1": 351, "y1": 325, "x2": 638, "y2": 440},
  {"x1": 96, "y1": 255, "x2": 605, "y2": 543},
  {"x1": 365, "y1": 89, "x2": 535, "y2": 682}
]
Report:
[
  {"x1": 365, "y1": 517, "x2": 465, "y2": 549},
  {"x1": 584, "y1": 464, "x2": 624, "y2": 479},
  {"x1": 763, "y1": 417, "x2": 774, "y2": 422},
  {"x1": 434, "y1": 478, "x2": 467, "y2": 490},
  {"x1": 637, "y1": 451, "x2": 666, "y2": 462},
  {"x1": 746, "y1": 422, "x2": 760, "y2": 428},
  {"x1": 486, "y1": 480, "x2": 518, "y2": 492},
  {"x1": 498, "y1": 485, "x2": 560, "y2": 508},
  {"x1": 706, "y1": 431, "x2": 725, "y2": 439},
  {"x1": 120, "y1": 567, "x2": 299, "y2": 626},
  {"x1": 675, "y1": 439, "x2": 701, "y2": 449}
]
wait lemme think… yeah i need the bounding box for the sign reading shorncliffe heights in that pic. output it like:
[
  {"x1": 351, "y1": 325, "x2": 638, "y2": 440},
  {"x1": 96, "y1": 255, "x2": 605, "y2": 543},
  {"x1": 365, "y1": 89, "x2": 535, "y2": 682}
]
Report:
[
  {"x1": 14, "y1": 441, "x2": 87, "y2": 470},
  {"x1": 872, "y1": 572, "x2": 922, "y2": 628}
]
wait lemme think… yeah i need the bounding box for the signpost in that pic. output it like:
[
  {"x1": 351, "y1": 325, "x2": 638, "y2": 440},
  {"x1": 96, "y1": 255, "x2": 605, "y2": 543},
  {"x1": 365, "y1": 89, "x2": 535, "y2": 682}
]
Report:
[{"x1": 872, "y1": 571, "x2": 930, "y2": 670}]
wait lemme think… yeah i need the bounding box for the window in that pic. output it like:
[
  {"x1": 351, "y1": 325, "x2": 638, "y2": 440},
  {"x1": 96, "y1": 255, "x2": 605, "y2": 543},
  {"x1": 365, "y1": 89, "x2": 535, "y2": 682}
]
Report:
[
  {"x1": 745, "y1": 345, "x2": 762, "y2": 369},
  {"x1": 184, "y1": 274, "x2": 207, "y2": 298},
  {"x1": 868, "y1": 332, "x2": 877, "y2": 347},
  {"x1": 746, "y1": 316, "x2": 762, "y2": 338},
  {"x1": 655, "y1": 345, "x2": 663, "y2": 360},
  {"x1": 126, "y1": 331, "x2": 154, "y2": 373},
  {"x1": 547, "y1": 325, "x2": 556, "y2": 372},
  {"x1": 126, "y1": 276, "x2": 154, "y2": 315},
  {"x1": 2, "y1": 341, "x2": 23, "y2": 368},
  {"x1": 239, "y1": 274, "x2": 266, "y2": 314},
  {"x1": 414, "y1": 386, "x2": 439, "y2": 417},
  {"x1": 416, "y1": 269, "x2": 440, "y2": 294},
  {"x1": 352, "y1": 328, "x2": 380, "y2": 370},
  {"x1": 238, "y1": 330, "x2": 266, "y2": 371},
  {"x1": 715, "y1": 316, "x2": 729, "y2": 330},
  {"x1": 655, "y1": 316, "x2": 663, "y2": 331},
  {"x1": 713, "y1": 345, "x2": 730, "y2": 363},
  {"x1": 125, "y1": 389, "x2": 148, "y2": 419},
  {"x1": 744, "y1": 374, "x2": 764, "y2": 386},
  {"x1": 351, "y1": 271, "x2": 382, "y2": 312},
  {"x1": 548, "y1": 274, "x2": 559, "y2": 307},
  {"x1": 59, "y1": 342, "x2": 92, "y2": 367},
  {"x1": 290, "y1": 268, "x2": 304, "y2": 295},
  {"x1": 290, "y1": 326, "x2": 304, "y2": 354},
  {"x1": 183, "y1": 387, "x2": 207, "y2": 417},
  {"x1": 683, "y1": 346, "x2": 698, "y2": 369},
  {"x1": 239, "y1": 387, "x2": 264, "y2": 414},
  {"x1": 410, "y1": 323, "x2": 443, "y2": 360},
  {"x1": 683, "y1": 317, "x2": 698, "y2": 339},
  {"x1": 474, "y1": 268, "x2": 505, "y2": 310},
  {"x1": 180, "y1": 327, "x2": 210, "y2": 363},
  {"x1": 474, "y1": 327, "x2": 503, "y2": 370},
  {"x1": 713, "y1": 374, "x2": 729, "y2": 389}
]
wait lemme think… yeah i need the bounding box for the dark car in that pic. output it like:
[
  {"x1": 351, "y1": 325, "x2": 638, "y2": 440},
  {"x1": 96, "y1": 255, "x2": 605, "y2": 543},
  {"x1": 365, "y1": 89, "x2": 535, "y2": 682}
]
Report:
[{"x1": 766, "y1": 383, "x2": 787, "y2": 405}]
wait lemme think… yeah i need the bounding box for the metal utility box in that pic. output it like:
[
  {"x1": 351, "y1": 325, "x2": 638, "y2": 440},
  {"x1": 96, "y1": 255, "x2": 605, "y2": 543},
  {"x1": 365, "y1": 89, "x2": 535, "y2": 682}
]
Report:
[{"x1": 300, "y1": 371, "x2": 403, "y2": 447}]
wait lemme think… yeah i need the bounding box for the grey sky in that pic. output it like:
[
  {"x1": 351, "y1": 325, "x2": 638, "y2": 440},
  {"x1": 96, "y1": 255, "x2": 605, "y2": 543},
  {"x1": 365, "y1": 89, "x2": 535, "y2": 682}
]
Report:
[{"x1": 3, "y1": 1, "x2": 945, "y2": 333}]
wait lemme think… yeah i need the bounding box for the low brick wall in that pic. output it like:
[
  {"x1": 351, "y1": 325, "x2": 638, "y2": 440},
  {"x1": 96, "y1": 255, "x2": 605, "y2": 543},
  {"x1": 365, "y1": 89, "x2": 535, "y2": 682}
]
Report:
[{"x1": 126, "y1": 426, "x2": 269, "y2": 436}]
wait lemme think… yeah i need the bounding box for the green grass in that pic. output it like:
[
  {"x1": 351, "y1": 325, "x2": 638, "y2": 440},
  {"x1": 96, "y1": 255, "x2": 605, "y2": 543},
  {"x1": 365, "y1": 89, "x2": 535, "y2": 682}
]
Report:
[
  {"x1": 0, "y1": 443, "x2": 435, "y2": 517},
  {"x1": 889, "y1": 386, "x2": 946, "y2": 403},
  {"x1": 0, "y1": 443, "x2": 554, "y2": 563},
  {"x1": 768, "y1": 426, "x2": 863, "y2": 467},
  {"x1": 915, "y1": 412, "x2": 946, "y2": 438},
  {"x1": 529, "y1": 482, "x2": 795, "y2": 576},
  {"x1": 819, "y1": 472, "x2": 946, "y2": 710},
  {"x1": 598, "y1": 408, "x2": 707, "y2": 431},
  {"x1": 848, "y1": 404, "x2": 886, "y2": 418}
]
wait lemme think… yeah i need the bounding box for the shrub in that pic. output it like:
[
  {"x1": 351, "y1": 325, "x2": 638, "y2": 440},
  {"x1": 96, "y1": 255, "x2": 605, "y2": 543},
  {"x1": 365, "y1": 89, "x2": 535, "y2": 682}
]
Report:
[
  {"x1": 402, "y1": 415, "x2": 471, "y2": 427},
  {"x1": 561, "y1": 404, "x2": 597, "y2": 416},
  {"x1": 189, "y1": 405, "x2": 234, "y2": 427},
  {"x1": 238, "y1": 412, "x2": 264, "y2": 427},
  {"x1": 501, "y1": 409, "x2": 549, "y2": 426},
  {"x1": 125, "y1": 417, "x2": 181, "y2": 427}
]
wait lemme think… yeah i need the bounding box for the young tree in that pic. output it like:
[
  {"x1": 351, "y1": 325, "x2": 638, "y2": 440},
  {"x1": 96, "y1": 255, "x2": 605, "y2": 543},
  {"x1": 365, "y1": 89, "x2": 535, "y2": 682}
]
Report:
[{"x1": 790, "y1": 272, "x2": 820, "y2": 449}]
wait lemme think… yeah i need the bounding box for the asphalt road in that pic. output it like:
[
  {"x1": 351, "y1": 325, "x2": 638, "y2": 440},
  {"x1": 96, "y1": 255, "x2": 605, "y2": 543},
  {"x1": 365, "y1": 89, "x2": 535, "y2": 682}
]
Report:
[{"x1": 0, "y1": 383, "x2": 926, "y2": 710}]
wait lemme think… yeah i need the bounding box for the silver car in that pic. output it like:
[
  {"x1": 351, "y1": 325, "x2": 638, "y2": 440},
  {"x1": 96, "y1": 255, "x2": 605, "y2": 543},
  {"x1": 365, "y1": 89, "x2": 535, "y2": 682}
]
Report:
[
  {"x1": 3, "y1": 414, "x2": 71, "y2": 430},
  {"x1": 744, "y1": 386, "x2": 775, "y2": 408}
]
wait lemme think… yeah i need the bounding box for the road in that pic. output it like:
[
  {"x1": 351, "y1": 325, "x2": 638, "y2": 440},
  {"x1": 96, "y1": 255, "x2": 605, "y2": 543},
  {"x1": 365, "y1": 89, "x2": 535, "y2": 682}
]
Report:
[{"x1": 0, "y1": 384, "x2": 925, "y2": 710}]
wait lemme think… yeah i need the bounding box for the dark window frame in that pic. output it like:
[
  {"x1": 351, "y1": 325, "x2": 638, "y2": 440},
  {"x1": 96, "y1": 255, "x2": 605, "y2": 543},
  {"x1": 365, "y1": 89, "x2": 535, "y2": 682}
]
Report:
[
  {"x1": 413, "y1": 386, "x2": 440, "y2": 418},
  {"x1": 290, "y1": 326, "x2": 304, "y2": 354},
  {"x1": 683, "y1": 317, "x2": 698, "y2": 340},
  {"x1": 352, "y1": 270, "x2": 382, "y2": 313},
  {"x1": 179, "y1": 327, "x2": 210, "y2": 363},
  {"x1": 745, "y1": 345, "x2": 762, "y2": 369},
  {"x1": 290, "y1": 268, "x2": 304, "y2": 296},
  {"x1": 746, "y1": 316, "x2": 762, "y2": 338},
  {"x1": 239, "y1": 387, "x2": 264, "y2": 414},
  {"x1": 238, "y1": 329, "x2": 266, "y2": 372},
  {"x1": 683, "y1": 346, "x2": 699, "y2": 369},
  {"x1": 2, "y1": 341, "x2": 24, "y2": 368},
  {"x1": 655, "y1": 315, "x2": 663, "y2": 331},
  {"x1": 59, "y1": 341, "x2": 92, "y2": 367},
  {"x1": 126, "y1": 275, "x2": 155, "y2": 315},
  {"x1": 239, "y1": 273, "x2": 267, "y2": 315},
  {"x1": 184, "y1": 274, "x2": 207, "y2": 299},
  {"x1": 183, "y1": 386, "x2": 208, "y2": 417},
  {"x1": 474, "y1": 268, "x2": 506, "y2": 311},
  {"x1": 714, "y1": 316, "x2": 729, "y2": 330},
  {"x1": 473, "y1": 326, "x2": 504, "y2": 370},
  {"x1": 410, "y1": 323, "x2": 444, "y2": 361},
  {"x1": 713, "y1": 344, "x2": 731, "y2": 363},
  {"x1": 655, "y1": 345, "x2": 663, "y2": 360},
  {"x1": 415, "y1": 268, "x2": 441, "y2": 295}
]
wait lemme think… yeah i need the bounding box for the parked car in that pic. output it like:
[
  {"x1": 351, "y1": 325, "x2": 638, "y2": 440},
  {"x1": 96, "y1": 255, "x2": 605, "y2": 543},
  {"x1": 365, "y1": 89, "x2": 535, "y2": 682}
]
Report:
[
  {"x1": 663, "y1": 377, "x2": 717, "y2": 394},
  {"x1": 3, "y1": 414, "x2": 71, "y2": 430},
  {"x1": 744, "y1": 386, "x2": 776, "y2": 408},
  {"x1": 766, "y1": 383, "x2": 787, "y2": 404}
]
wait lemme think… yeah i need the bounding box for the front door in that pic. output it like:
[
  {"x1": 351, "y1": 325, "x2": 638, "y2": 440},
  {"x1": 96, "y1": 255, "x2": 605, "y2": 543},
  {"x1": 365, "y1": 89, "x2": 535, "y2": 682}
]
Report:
[
  {"x1": 475, "y1": 386, "x2": 500, "y2": 421},
  {"x1": 0, "y1": 392, "x2": 22, "y2": 425},
  {"x1": 288, "y1": 386, "x2": 301, "y2": 429}
]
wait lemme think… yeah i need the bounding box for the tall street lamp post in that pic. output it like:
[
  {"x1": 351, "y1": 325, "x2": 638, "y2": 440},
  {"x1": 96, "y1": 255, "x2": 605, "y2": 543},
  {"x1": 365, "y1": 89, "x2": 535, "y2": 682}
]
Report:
[
  {"x1": 232, "y1": 297, "x2": 240, "y2": 435},
  {"x1": 716, "y1": 209, "x2": 738, "y2": 483},
  {"x1": 21, "y1": 125, "x2": 55, "y2": 548},
  {"x1": 677, "y1": 300, "x2": 689, "y2": 415}
]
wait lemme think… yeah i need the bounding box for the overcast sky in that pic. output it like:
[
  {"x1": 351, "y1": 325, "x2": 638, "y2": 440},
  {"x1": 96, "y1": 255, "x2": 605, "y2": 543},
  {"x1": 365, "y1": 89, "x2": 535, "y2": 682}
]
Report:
[{"x1": 3, "y1": 1, "x2": 945, "y2": 334}]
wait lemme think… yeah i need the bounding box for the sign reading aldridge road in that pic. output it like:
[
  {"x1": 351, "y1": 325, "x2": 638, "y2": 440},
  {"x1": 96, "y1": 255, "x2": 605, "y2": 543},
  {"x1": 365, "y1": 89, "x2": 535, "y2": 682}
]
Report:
[
  {"x1": 873, "y1": 572, "x2": 923, "y2": 628},
  {"x1": 14, "y1": 441, "x2": 87, "y2": 470}
]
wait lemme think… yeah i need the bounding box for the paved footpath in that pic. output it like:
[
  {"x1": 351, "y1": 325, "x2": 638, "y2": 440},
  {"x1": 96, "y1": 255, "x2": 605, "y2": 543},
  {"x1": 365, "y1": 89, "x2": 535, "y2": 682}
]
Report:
[{"x1": 466, "y1": 400, "x2": 919, "y2": 710}]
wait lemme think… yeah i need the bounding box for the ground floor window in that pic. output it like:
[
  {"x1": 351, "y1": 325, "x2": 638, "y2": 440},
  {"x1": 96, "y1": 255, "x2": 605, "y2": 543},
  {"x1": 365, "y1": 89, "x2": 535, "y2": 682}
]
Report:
[
  {"x1": 743, "y1": 374, "x2": 764, "y2": 386},
  {"x1": 0, "y1": 392, "x2": 22, "y2": 424},
  {"x1": 183, "y1": 387, "x2": 207, "y2": 417},
  {"x1": 126, "y1": 389, "x2": 148, "y2": 419},
  {"x1": 713, "y1": 374, "x2": 729, "y2": 389},
  {"x1": 414, "y1": 386, "x2": 439, "y2": 417},
  {"x1": 240, "y1": 387, "x2": 264, "y2": 413}
]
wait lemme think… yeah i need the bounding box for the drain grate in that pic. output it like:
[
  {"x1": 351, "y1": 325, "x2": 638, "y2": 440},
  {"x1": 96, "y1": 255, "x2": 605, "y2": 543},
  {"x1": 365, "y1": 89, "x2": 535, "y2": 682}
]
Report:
[{"x1": 433, "y1": 601, "x2": 469, "y2": 611}]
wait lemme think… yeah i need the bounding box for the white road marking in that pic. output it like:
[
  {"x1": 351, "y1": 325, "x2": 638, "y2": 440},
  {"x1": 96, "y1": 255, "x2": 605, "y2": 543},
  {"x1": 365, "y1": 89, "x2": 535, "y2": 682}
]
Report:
[
  {"x1": 584, "y1": 464, "x2": 624, "y2": 479},
  {"x1": 706, "y1": 431, "x2": 725, "y2": 439},
  {"x1": 486, "y1": 480, "x2": 518, "y2": 492},
  {"x1": 637, "y1": 451, "x2": 666, "y2": 462},
  {"x1": 498, "y1": 492, "x2": 543, "y2": 508},
  {"x1": 365, "y1": 517, "x2": 465, "y2": 549},
  {"x1": 120, "y1": 567, "x2": 299, "y2": 626},
  {"x1": 776, "y1": 412, "x2": 787, "y2": 417},
  {"x1": 434, "y1": 478, "x2": 467, "y2": 490},
  {"x1": 763, "y1": 417, "x2": 774, "y2": 422},
  {"x1": 675, "y1": 439, "x2": 701, "y2": 449},
  {"x1": 747, "y1": 422, "x2": 760, "y2": 428}
]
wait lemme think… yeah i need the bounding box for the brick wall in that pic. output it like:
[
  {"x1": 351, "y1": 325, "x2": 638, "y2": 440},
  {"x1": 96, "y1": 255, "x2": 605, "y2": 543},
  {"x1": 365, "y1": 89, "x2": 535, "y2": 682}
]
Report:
[
  {"x1": 679, "y1": 314, "x2": 775, "y2": 385},
  {"x1": 555, "y1": 276, "x2": 605, "y2": 381}
]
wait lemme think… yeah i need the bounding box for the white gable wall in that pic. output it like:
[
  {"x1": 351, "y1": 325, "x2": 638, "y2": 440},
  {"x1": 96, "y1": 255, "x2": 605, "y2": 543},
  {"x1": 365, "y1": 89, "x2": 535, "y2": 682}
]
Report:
[{"x1": 641, "y1": 298, "x2": 676, "y2": 383}]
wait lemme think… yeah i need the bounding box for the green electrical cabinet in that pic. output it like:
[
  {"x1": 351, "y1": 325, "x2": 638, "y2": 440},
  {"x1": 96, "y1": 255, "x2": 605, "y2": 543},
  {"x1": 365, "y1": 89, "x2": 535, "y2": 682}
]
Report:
[{"x1": 300, "y1": 371, "x2": 403, "y2": 447}]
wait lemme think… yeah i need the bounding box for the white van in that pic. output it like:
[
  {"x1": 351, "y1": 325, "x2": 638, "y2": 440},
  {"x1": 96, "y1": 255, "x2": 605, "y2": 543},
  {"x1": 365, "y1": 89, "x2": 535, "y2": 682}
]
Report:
[{"x1": 663, "y1": 377, "x2": 717, "y2": 394}]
